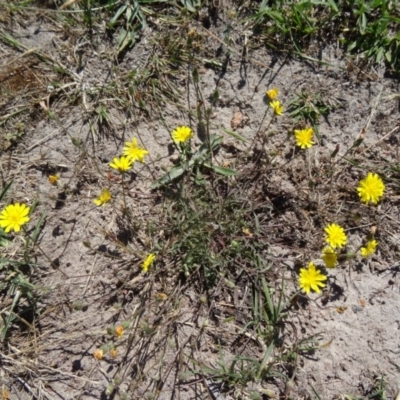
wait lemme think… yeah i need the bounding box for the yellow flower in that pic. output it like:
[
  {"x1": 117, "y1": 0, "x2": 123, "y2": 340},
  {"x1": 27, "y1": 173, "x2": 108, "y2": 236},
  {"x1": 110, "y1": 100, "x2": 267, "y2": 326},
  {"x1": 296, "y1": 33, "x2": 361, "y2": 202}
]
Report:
[
  {"x1": 357, "y1": 172, "x2": 385, "y2": 205},
  {"x1": 266, "y1": 88, "x2": 279, "y2": 101},
  {"x1": 141, "y1": 253, "x2": 156, "y2": 273},
  {"x1": 361, "y1": 239, "x2": 377, "y2": 257},
  {"x1": 322, "y1": 246, "x2": 338, "y2": 268},
  {"x1": 299, "y1": 262, "x2": 327, "y2": 294},
  {"x1": 93, "y1": 188, "x2": 112, "y2": 206},
  {"x1": 115, "y1": 325, "x2": 124, "y2": 339},
  {"x1": 109, "y1": 156, "x2": 132, "y2": 173},
  {"x1": 172, "y1": 126, "x2": 193, "y2": 144},
  {"x1": 122, "y1": 138, "x2": 149, "y2": 163},
  {"x1": 48, "y1": 174, "x2": 60, "y2": 185},
  {"x1": 294, "y1": 127, "x2": 315, "y2": 149},
  {"x1": 324, "y1": 223, "x2": 347, "y2": 249},
  {"x1": 270, "y1": 100, "x2": 284, "y2": 116},
  {"x1": 0, "y1": 203, "x2": 30, "y2": 233},
  {"x1": 110, "y1": 348, "x2": 118, "y2": 359},
  {"x1": 93, "y1": 349, "x2": 103, "y2": 360}
]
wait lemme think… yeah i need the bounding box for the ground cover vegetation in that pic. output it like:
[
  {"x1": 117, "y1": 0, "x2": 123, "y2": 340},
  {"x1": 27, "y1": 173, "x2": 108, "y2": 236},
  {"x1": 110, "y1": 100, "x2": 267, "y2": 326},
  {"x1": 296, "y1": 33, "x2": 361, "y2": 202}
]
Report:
[{"x1": 1, "y1": 0, "x2": 400, "y2": 398}]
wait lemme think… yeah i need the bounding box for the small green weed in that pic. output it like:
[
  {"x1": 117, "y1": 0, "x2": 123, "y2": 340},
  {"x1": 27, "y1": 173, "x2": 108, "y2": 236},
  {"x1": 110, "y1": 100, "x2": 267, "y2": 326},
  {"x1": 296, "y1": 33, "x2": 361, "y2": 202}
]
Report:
[
  {"x1": 289, "y1": 89, "x2": 331, "y2": 125},
  {"x1": 201, "y1": 339, "x2": 280, "y2": 391},
  {"x1": 80, "y1": 0, "x2": 175, "y2": 55},
  {"x1": 288, "y1": 89, "x2": 332, "y2": 137}
]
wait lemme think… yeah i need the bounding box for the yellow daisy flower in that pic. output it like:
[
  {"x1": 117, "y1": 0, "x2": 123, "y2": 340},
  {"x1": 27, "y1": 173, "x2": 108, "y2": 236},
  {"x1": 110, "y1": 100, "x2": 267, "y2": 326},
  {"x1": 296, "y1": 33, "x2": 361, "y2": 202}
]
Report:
[
  {"x1": 172, "y1": 126, "x2": 193, "y2": 144},
  {"x1": 109, "y1": 156, "x2": 132, "y2": 173},
  {"x1": 357, "y1": 172, "x2": 385, "y2": 205},
  {"x1": 266, "y1": 88, "x2": 279, "y2": 101},
  {"x1": 141, "y1": 253, "x2": 156, "y2": 273},
  {"x1": 322, "y1": 246, "x2": 338, "y2": 268},
  {"x1": 122, "y1": 138, "x2": 149, "y2": 163},
  {"x1": 269, "y1": 100, "x2": 284, "y2": 116},
  {"x1": 324, "y1": 223, "x2": 347, "y2": 249},
  {"x1": 299, "y1": 262, "x2": 327, "y2": 294},
  {"x1": 294, "y1": 127, "x2": 315, "y2": 149},
  {"x1": 93, "y1": 188, "x2": 112, "y2": 206},
  {"x1": 0, "y1": 203, "x2": 30, "y2": 233},
  {"x1": 361, "y1": 239, "x2": 377, "y2": 258}
]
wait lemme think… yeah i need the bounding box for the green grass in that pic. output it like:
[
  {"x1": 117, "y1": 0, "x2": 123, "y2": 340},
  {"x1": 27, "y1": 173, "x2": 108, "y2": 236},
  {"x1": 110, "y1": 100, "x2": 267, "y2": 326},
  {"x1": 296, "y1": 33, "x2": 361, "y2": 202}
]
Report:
[
  {"x1": 249, "y1": 0, "x2": 400, "y2": 72},
  {"x1": 340, "y1": 375, "x2": 388, "y2": 399},
  {"x1": 160, "y1": 179, "x2": 262, "y2": 284}
]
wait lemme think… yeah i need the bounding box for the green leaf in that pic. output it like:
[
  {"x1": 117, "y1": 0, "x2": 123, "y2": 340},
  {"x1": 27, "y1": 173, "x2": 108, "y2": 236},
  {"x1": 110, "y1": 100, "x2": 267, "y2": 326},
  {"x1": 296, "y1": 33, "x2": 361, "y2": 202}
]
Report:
[
  {"x1": 359, "y1": 13, "x2": 367, "y2": 34},
  {"x1": 109, "y1": 4, "x2": 127, "y2": 26},
  {"x1": 0, "y1": 227, "x2": 11, "y2": 247},
  {"x1": 265, "y1": 9, "x2": 285, "y2": 23},
  {"x1": 376, "y1": 47, "x2": 384, "y2": 63},
  {"x1": 327, "y1": 0, "x2": 338, "y2": 13},
  {"x1": 192, "y1": 67, "x2": 199, "y2": 83},
  {"x1": 211, "y1": 89, "x2": 219, "y2": 102},
  {"x1": 221, "y1": 128, "x2": 247, "y2": 142},
  {"x1": 191, "y1": 135, "x2": 222, "y2": 164},
  {"x1": 152, "y1": 165, "x2": 186, "y2": 188},
  {"x1": 126, "y1": 7, "x2": 133, "y2": 23},
  {"x1": 118, "y1": 28, "x2": 138, "y2": 54},
  {"x1": 210, "y1": 165, "x2": 237, "y2": 176},
  {"x1": 0, "y1": 257, "x2": 40, "y2": 268}
]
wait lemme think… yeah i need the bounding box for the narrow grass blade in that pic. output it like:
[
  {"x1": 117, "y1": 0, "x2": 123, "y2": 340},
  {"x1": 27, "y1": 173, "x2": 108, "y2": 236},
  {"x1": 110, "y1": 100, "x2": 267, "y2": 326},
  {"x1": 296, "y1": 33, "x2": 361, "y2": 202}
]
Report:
[
  {"x1": 1, "y1": 289, "x2": 21, "y2": 340},
  {"x1": 0, "y1": 181, "x2": 13, "y2": 204},
  {"x1": 256, "y1": 340, "x2": 275, "y2": 380}
]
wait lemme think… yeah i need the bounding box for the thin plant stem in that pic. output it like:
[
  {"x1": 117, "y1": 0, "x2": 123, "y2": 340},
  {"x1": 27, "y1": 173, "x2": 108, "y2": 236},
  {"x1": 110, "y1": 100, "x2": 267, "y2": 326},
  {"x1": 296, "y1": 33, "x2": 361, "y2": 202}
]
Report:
[
  {"x1": 121, "y1": 173, "x2": 127, "y2": 213},
  {"x1": 248, "y1": 107, "x2": 273, "y2": 152},
  {"x1": 23, "y1": 227, "x2": 68, "y2": 276}
]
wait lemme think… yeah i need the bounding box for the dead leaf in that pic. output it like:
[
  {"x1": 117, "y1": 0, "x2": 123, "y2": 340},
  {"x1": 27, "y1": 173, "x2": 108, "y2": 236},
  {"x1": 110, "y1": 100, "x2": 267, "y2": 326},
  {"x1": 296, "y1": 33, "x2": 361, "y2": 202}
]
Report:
[
  {"x1": 319, "y1": 338, "x2": 334, "y2": 348},
  {"x1": 60, "y1": 0, "x2": 79, "y2": 9},
  {"x1": 335, "y1": 306, "x2": 348, "y2": 314},
  {"x1": 231, "y1": 111, "x2": 243, "y2": 130},
  {"x1": 155, "y1": 293, "x2": 168, "y2": 301},
  {"x1": 39, "y1": 101, "x2": 49, "y2": 112}
]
